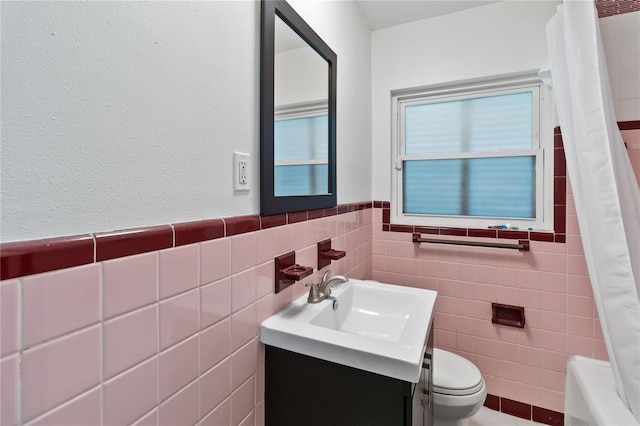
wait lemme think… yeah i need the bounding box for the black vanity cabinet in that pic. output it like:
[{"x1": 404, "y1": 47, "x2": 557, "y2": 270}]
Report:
[{"x1": 264, "y1": 325, "x2": 434, "y2": 426}]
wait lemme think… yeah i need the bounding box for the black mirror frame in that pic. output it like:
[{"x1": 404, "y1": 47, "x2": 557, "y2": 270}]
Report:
[{"x1": 260, "y1": 0, "x2": 337, "y2": 216}]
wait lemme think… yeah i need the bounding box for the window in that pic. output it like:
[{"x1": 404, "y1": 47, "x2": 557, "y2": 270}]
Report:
[
  {"x1": 274, "y1": 101, "x2": 328, "y2": 196},
  {"x1": 392, "y1": 75, "x2": 554, "y2": 230}
]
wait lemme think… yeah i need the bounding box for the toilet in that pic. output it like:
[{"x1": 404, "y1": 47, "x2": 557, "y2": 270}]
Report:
[{"x1": 432, "y1": 348, "x2": 487, "y2": 426}]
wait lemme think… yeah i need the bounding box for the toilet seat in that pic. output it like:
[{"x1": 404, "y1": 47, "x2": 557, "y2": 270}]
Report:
[{"x1": 433, "y1": 348, "x2": 484, "y2": 396}]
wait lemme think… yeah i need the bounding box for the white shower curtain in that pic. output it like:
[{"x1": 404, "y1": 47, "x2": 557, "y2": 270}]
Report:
[{"x1": 546, "y1": 1, "x2": 640, "y2": 421}]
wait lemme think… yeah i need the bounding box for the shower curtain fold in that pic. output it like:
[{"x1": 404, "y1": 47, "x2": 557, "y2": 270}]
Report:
[{"x1": 545, "y1": 1, "x2": 640, "y2": 421}]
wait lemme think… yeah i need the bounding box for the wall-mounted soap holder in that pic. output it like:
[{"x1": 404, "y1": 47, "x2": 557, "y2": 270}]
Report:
[
  {"x1": 317, "y1": 239, "x2": 346, "y2": 270},
  {"x1": 491, "y1": 303, "x2": 525, "y2": 328},
  {"x1": 275, "y1": 251, "x2": 313, "y2": 293}
]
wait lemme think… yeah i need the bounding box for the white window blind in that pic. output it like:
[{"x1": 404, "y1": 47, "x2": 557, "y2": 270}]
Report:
[{"x1": 392, "y1": 77, "x2": 553, "y2": 230}]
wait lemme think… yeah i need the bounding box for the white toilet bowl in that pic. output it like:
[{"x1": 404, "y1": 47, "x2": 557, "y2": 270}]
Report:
[{"x1": 433, "y1": 348, "x2": 487, "y2": 426}]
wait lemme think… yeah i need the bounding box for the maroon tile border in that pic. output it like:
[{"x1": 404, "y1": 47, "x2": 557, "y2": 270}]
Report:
[
  {"x1": 483, "y1": 394, "x2": 500, "y2": 411},
  {"x1": 224, "y1": 215, "x2": 260, "y2": 236},
  {"x1": 95, "y1": 226, "x2": 174, "y2": 262},
  {"x1": 618, "y1": 120, "x2": 640, "y2": 131},
  {"x1": 260, "y1": 214, "x2": 286, "y2": 230},
  {"x1": 501, "y1": 397, "x2": 532, "y2": 420},
  {"x1": 0, "y1": 234, "x2": 95, "y2": 280},
  {"x1": 533, "y1": 406, "x2": 564, "y2": 426},
  {"x1": 483, "y1": 394, "x2": 564, "y2": 426},
  {"x1": 174, "y1": 219, "x2": 224, "y2": 247},
  {"x1": 0, "y1": 202, "x2": 374, "y2": 279}
]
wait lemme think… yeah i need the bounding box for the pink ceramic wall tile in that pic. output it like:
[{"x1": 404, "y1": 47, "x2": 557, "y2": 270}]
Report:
[
  {"x1": 456, "y1": 264, "x2": 477, "y2": 282},
  {"x1": 231, "y1": 233, "x2": 256, "y2": 274},
  {"x1": 567, "y1": 335, "x2": 594, "y2": 357},
  {"x1": 29, "y1": 387, "x2": 101, "y2": 426},
  {"x1": 496, "y1": 286, "x2": 519, "y2": 305},
  {"x1": 542, "y1": 292, "x2": 567, "y2": 313},
  {"x1": 274, "y1": 226, "x2": 293, "y2": 257},
  {"x1": 593, "y1": 339, "x2": 609, "y2": 360},
  {"x1": 0, "y1": 280, "x2": 20, "y2": 356},
  {"x1": 158, "y1": 335, "x2": 198, "y2": 402},
  {"x1": 21, "y1": 325, "x2": 101, "y2": 422},
  {"x1": 566, "y1": 235, "x2": 585, "y2": 255},
  {"x1": 201, "y1": 398, "x2": 231, "y2": 426},
  {"x1": 567, "y1": 315, "x2": 594, "y2": 338},
  {"x1": 518, "y1": 289, "x2": 542, "y2": 309},
  {"x1": 496, "y1": 267, "x2": 519, "y2": 287},
  {"x1": 159, "y1": 289, "x2": 199, "y2": 350},
  {"x1": 239, "y1": 410, "x2": 256, "y2": 426},
  {"x1": 542, "y1": 369, "x2": 565, "y2": 392},
  {"x1": 542, "y1": 311, "x2": 567, "y2": 333},
  {"x1": 434, "y1": 329, "x2": 457, "y2": 350},
  {"x1": 201, "y1": 277, "x2": 231, "y2": 329},
  {"x1": 541, "y1": 272, "x2": 567, "y2": 294},
  {"x1": 200, "y1": 319, "x2": 230, "y2": 373},
  {"x1": 132, "y1": 409, "x2": 157, "y2": 426},
  {"x1": 518, "y1": 270, "x2": 542, "y2": 290},
  {"x1": 523, "y1": 309, "x2": 543, "y2": 330},
  {"x1": 256, "y1": 294, "x2": 275, "y2": 325},
  {"x1": 456, "y1": 333, "x2": 477, "y2": 354},
  {"x1": 496, "y1": 359, "x2": 520, "y2": 381},
  {"x1": 542, "y1": 350, "x2": 567, "y2": 372},
  {"x1": 23, "y1": 264, "x2": 100, "y2": 347},
  {"x1": 104, "y1": 304, "x2": 158, "y2": 379},
  {"x1": 0, "y1": 355, "x2": 19, "y2": 426},
  {"x1": 256, "y1": 367, "x2": 265, "y2": 405},
  {"x1": 542, "y1": 252, "x2": 567, "y2": 274},
  {"x1": 255, "y1": 262, "x2": 274, "y2": 300},
  {"x1": 231, "y1": 339, "x2": 257, "y2": 390},
  {"x1": 455, "y1": 281, "x2": 476, "y2": 300},
  {"x1": 231, "y1": 377, "x2": 255, "y2": 426},
  {"x1": 518, "y1": 346, "x2": 543, "y2": 368},
  {"x1": 201, "y1": 237, "x2": 231, "y2": 285},
  {"x1": 567, "y1": 255, "x2": 589, "y2": 276},
  {"x1": 200, "y1": 358, "x2": 231, "y2": 418},
  {"x1": 159, "y1": 245, "x2": 199, "y2": 300},
  {"x1": 566, "y1": 213, "x2": 580, "y2": 235},
  {"x1": 437, "y1": 262, "x2": 457, "y2": 280},
  {"x1": 104, "y1": 357, "x2": 158, "y2": 426},
  {"x1": 289, "y1": 222, "x2": 307, "y2": 251},
  {"x1": 158, "y1": 379, "x2": 198, "y2": 426},
  {"x1": 372, "y1": 255, "x2": 387, "y2": 272},
  {"x1": 540, "y1": 389, "x2": 565, "y2": 413},
  {"x1": 541, "y1": 330, "x2": 567, "y2": 353},
  {"x1": 519, "y1": 327, "x2": 544, "y2": 349},
  {"x1": 255, "y1": 229, "x2": 275, "y2": 265},
  {"x1": 567, "y1": 274, "x2": 593, "y2": 296},
  {"x1": 372, "y1": 239, "x2": 385, "y2": 256},
  {"x1": 103, "y1": 252, "x2": 158, "y2": 319},
  {"x1": 386, "y1": 240, "x2": 415, "y2": 259},
  {"x1": 232, "y1": 268, "x2": 257, "y2": 313},
  {"x1": 567, "y1": 295, "x2": 594, "y2": 317}
]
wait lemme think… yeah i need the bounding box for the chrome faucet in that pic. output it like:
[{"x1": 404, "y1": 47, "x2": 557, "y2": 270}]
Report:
[{"x1": 305, "y1": 270, "x2": 348, "y2": 303}]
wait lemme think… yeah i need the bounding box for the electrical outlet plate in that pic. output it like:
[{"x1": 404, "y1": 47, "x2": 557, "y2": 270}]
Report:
[{"x1": 233, "y1": 152, "x2": 250, "y2": 191}]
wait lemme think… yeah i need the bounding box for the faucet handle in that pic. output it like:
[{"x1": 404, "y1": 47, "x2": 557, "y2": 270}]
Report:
[{"x1": 305, "y1": 282, "x2": 322, "y2": 303}]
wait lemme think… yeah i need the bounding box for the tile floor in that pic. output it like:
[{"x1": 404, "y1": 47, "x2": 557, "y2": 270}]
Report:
[{"x1": 468, "y1": 407, "x2": 544, "y2": 426}]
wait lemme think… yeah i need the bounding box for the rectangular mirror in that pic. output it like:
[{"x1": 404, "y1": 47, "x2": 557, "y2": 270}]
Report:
[{"x1": 260, "y1": 0, "x2": 337, "y2": 215}]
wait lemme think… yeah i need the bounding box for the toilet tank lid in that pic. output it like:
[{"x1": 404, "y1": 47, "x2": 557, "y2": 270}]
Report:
[{"x1": 433, "y1": 348, "x2": 483, "y2": 393}]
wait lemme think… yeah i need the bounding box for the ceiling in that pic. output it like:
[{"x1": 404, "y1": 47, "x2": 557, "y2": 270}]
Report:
[{"x1": 355, "y1": 0, "x2": 640, "y2": 31}]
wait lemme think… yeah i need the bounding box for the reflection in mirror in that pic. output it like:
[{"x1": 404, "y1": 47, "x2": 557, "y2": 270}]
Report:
[
  {"x1": 274, "y1": 16, "x2": 329, "y2": 196},
  {"x1": 260, "y1": 0, "x2": 337, "y2": 216}
]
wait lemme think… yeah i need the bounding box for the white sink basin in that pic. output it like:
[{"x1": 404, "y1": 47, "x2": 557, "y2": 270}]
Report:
[{"x1": 260, "y1": 279, "x2": 437, "y2": 383}]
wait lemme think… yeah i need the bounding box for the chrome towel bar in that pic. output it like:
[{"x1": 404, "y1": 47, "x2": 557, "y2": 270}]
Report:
[{"x1": 412, "y1": 233, "x2": 530, "y2": 251}]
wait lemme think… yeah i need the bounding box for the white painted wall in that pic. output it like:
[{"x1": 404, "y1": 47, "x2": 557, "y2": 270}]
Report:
[
  {"x1": 371, "y1": 0, "x2": 559, "y2": 202},
  {"x1": 0, "y1": 0, "x2": 372, "y2": 242},
  {"x1": 600, "y1": 11, "x2": 640, "y2": 122}
]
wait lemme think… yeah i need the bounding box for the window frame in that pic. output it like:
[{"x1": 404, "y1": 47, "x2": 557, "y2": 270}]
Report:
[
  {"x1": 274, "y1": 100, "x2": 329, "y2": 195},
  {"x1": 391, "y1": 74, "x2": 555, "y2": 231}
]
